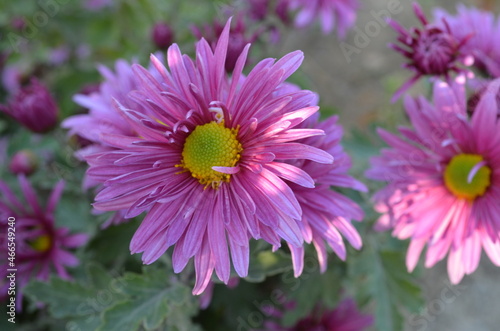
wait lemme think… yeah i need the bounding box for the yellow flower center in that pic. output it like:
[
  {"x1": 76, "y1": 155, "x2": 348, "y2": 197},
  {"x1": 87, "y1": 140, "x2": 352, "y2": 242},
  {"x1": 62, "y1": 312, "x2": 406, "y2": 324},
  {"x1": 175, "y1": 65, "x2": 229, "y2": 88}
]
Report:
[
  {"x1": 178, "y1": 122, "x2": 242, "y2": 189},
  {"x1": 28, "y1": 234, "x2": 52, "y2": 252},
  {"x1": 444, "y1": 154, "x2": 491, "y2": 200}
]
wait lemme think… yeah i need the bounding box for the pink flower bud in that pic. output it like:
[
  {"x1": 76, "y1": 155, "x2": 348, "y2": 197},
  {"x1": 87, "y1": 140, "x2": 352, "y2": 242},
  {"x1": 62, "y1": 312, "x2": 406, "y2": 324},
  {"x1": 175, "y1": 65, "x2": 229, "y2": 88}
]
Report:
[
  {"x1": 152, "y1": 22, "x2": 174, "y2": 50},
  {"x1": 9, "y1": 150, "x2": 38, "y2": 176},
  {"x1": 1, "y1": 78, "x2": 59, "y2": 133}
]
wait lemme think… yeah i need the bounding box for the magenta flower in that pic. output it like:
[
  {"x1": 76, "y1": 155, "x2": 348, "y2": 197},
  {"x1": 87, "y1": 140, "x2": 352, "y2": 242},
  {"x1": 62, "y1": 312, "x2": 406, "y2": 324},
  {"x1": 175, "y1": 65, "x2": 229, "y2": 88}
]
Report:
[
  {"x1": 289, "y1": 0, "x2": 359, "y2": 38},
  {"x1": 366, "y1": 77, "x2": 500, "y2": 284},
  {"x1": 62, "y1": 59, "x2": 158, "y2": 227},
  {"x1": 62, "y1": 60, "x2": 140, "y2": 179},
  {"x1": 0, "y1": 78, "x2": 59, "y2": 133},
  {"x1": 270, "y1": 87, "x2": 366, "y2": 275},
  {"x1": 264, "y1": 298, "x2": 373, "y2": 331},
  {"x1": 434, "y1": 5, "x2": 500, "y2": 78},
  {"x1": 0, "y1": 176, "x2": 88, "y2": 308},
  {"x1": 84, "y1": 19, "x2": 334, "y2": 294},
  {"x1": 388, "y1": 3, "x2": 472, "y2": 102}
]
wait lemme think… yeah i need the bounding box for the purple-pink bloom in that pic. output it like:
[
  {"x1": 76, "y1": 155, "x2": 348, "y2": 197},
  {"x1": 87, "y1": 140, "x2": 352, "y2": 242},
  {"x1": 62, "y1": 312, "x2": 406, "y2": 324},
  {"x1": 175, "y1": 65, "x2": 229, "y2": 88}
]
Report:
[
  {"x1": 366, "y1": 77, "x2": 500, "y2": 284},
  {"x1": 263, "y1": 298, "x2": 373, "y2": 331},
  {"x1": 289, "y1": 0, "x2": 359, "y2": 38},
  {"x1": 0, "y1": 176, "x2": 88, "y2": 308},
  {"x1": 270, "y1": 86, "x2": 366, "y2": 275},
  {"x1": 83, "y1": 19, "x2": 336, "y2": 294},
  {"x1": 434, "y1": 5, "x2": 500, "y2": 78},
  {"x1": 62, "y1": 60, "x2": 141, "y2": 176},
  {"x1": 388, "y1": 3, "x2": 472, "y2": 102},
  {"x1": 0, "y1": 78, "x2": 58, "y2": 133},
  {"x1": 62, "y1": 59, "x2": 157, "y2": 227}
]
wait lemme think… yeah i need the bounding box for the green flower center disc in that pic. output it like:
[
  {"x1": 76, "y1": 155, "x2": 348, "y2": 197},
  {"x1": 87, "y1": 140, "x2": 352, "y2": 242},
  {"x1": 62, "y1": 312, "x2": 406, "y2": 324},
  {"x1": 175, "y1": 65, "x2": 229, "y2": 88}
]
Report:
[
  {"x1": 444, "y1": 154, "x2": 491, "y2": 200},
  {"x1": 180, "y1": 122, "x2": 242, "y2": 189}
]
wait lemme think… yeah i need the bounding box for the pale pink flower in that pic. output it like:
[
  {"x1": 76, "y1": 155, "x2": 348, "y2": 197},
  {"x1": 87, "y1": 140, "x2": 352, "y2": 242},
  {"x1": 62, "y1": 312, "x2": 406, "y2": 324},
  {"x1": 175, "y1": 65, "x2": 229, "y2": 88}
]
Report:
[{"x1": 366, "y1": 77, "x2": 500, "y2": 283}]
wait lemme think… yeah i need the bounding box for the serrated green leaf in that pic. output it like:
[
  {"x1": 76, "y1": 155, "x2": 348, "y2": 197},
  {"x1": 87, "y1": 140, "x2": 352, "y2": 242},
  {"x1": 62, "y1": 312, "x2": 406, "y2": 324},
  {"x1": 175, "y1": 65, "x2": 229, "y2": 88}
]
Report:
[
  {"x1": 24, "y1": 278, "x2": 98, "y2": 319},
  {"x1": 97, "y1": 267, "x2": 198, "y2": 331},
  {"x1": 347, "y1": 236, "x2": 423, "y2": 331},
  {"x1": 24, "y1": 263, "x2": 127, "y2": 331}
]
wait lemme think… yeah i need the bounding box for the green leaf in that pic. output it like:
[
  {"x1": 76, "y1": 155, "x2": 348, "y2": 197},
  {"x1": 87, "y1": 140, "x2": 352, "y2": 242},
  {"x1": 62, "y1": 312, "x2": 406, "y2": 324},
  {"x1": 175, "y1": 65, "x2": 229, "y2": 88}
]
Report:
[
  {"x1": 347, "y1": 236, "x2": 424, "y2": 331},
  {"x1": 24, "y1": 263, "x2": 199, "y2": 331},
  {"x1": 281, "y1": 258, "x2": 344, "y2": 326},
  {"x1": 246, "y1": 249, "x2": 293, "y2": 282},
  {"x1": 97, "y1": 266, "x2": 198, "y2": 331},
  {"x1": 24, "y1": 263, "x2": 124, "y2": 320}
]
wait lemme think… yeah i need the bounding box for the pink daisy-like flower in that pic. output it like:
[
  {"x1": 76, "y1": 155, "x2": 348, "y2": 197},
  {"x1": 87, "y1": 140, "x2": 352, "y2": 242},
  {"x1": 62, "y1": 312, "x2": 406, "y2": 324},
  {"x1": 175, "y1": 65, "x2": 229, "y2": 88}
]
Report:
[
  {"x1": 84, "y1": 19, "x2": 335, "y2": 294},
  {"x1": 366, "y1": 77, "x2": 500, "y2": 284},
  {"x1": 62, "y1": 59, "x2": 142, "y2": 188},
  {"x1": 263, "y1": 298, "x2": 373, "y2": 331},
  {"x1": 289, "y1": 0, "x2": 359, "y2": 38},
  {"x1": 275, "y1": 99, "x2": 366, "y2": 276},
  {"x1": 0, "y1": 176, "x2": 88, "y2": 308},
  {"x1": 434, "y1": 5, "x2": 500, "y2": 78},
  {"x1": 62, "y1": 60, "x2": 153, "y2": 227},
  {"x1": 388, "y1": 3, "x2": 472, "y2": 102}
]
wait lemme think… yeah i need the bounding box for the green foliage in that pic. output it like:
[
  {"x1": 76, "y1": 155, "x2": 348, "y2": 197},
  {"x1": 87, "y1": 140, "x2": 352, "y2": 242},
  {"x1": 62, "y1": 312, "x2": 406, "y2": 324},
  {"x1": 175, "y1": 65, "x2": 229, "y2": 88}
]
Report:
[
  {"x1": 347, "y1": 235, "x2": 424, "y2": 331},
  {"x1": 24, "y1": 263, "x2": 200, "y2": 331},
  {"x1": 246, "y1": 249, "x2": 293, "y2": 282},
  {"x1": 281, "y1": 258, "x2": 344, "y2": 326}
]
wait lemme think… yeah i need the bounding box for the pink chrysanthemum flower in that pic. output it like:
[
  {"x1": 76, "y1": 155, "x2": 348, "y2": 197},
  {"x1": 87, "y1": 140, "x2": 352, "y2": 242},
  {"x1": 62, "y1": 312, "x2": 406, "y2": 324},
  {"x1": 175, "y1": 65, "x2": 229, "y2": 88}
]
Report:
[
  {"x1": 62, "y1": 60, "x2": 142, "y2": 188},
  {"x1": 289, "y1": 0, "x2": 359, "y2": 38},
  {"x1": 388, "y1": 3, "x2": 472, "y2": 102},
  {"x1": 62, "y1": 59, "x2": 162, "y2": 227},
  {"x1": 84, "y1": 19, "x2": 334, "y2": 294},
  {"x1": 274, "y1": 97, "x2": 366, "y2": 276},
  {"x1": 0, "y1": 176, "x2": 88, "y2": 308},
  {"x1": 366, "y1": 77, "x2": 500, "y2": 284},
  {"x1": 434, "y1": 5, "x2": 500, "y2": 78},
  {"x1": 263, "y1": 298, "x2": 373, "y2": 331}
]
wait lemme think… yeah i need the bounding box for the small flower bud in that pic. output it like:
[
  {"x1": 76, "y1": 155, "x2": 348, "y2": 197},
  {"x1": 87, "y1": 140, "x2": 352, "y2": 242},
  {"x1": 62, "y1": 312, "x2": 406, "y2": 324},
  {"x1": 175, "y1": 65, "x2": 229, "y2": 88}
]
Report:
[
  {"x1": 9, "y1": 150, "x2": 38, "y2": 176},
  {"x1": 0, "y1": 78, "x2": 59, "y2": 133},
  {"x1": 152, "y1": 22, "x2": 174, "y2": 50}
]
